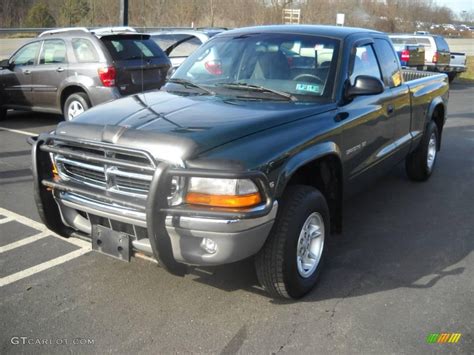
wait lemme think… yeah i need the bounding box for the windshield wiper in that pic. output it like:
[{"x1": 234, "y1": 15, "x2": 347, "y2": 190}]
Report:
[
  {"x1": 167, "y1": 78, "x2": 215, "y2": 95},
  {"x1": 218, "y1": 82, "x2": 297, "y2": 102}
]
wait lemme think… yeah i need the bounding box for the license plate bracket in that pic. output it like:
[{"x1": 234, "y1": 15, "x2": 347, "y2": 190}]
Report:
[{"x1": 92, "y1": 225, "x2": 131, "y2": 261}]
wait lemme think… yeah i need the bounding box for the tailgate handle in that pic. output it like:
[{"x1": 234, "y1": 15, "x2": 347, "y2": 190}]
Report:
[{"x1": 56, "y1": 67, "x2": 65, "y2": 72}]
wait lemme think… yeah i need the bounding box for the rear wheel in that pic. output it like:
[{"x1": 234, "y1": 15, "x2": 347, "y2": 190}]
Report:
[
  {"x1": 64, "y1": 92, "x2": 90, "y2": 121},
  {"x1": 255, "y1": 185, "x2": 330, "y2": 299},
  {"x1": 447, "y1": 72, "x2": 457, "y2": 83},
  {"x1": 405, "y1": 121, "x2": 439, "y2": 181}
]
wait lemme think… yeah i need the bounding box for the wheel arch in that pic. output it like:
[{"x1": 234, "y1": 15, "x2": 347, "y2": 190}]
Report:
[
  {"x1": 275, "y1": 142, "x2": 344, "y2": 233},
  {"x1": 426, "y1": 98, "x2": 446, "y2": 150},
  {"x1": 59, "y1": 84, "x2": 89, "y2": 113}
]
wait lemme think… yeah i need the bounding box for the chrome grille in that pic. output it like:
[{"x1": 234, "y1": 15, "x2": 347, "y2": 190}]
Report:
[{"x1": 53, "y1": 141, "x2": 156, "y2": 199}]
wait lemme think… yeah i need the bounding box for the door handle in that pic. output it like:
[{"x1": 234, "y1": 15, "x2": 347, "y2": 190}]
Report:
[
  {"x1": 23, "y1": 70, "x2": 31, "y2": 75},
  {"x1": 56, "y1": 67, "x2": 65, "y2": 72},
  {"x1": 387, "y1": 104, "x2": 394, "y2": 115}
]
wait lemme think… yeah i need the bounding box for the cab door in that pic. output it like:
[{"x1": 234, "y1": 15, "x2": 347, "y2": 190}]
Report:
[
  {"x1": 373, "y1": 38, "x2": 412, "y2": 161},
  {"x1": 31, "y1": 39, "x2": 69, "y2": 111},
  {"x1": 340, "y1": 42, "x2": 396, "y2": 186},
  {"x1": 2, "y1": 41, "x2": 41, "y2": 108}
]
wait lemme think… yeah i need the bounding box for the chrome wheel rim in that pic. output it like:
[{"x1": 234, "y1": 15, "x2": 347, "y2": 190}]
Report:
[
  {"x1": 67, "y1": 101, "x2": 84, "y2": 120},
  {"x1": 296, "y1": 212, "x2": 325, "y2": 278},
  {"x1": 427, "y1": 132, "x2": 437, "y2": 171}
]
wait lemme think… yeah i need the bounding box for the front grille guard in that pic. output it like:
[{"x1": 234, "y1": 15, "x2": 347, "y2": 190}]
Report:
[{"x1": 32, "y1": 134, "x2": 273, "y2": 275}]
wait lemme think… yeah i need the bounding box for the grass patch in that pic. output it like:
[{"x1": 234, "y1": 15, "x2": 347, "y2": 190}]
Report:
[{"x1": 458, "y1": 56, "x2": 474, "y2": 83}]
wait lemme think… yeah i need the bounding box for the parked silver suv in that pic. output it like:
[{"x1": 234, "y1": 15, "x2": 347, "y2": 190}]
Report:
[{"x1": 0, "y1": 28, "x2": 171, "y2": 121}]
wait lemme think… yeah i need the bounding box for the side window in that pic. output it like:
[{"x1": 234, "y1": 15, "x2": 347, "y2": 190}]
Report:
[
  {"x1": 72, "y1": 38, "x2": 99, "y2": 62},
  {"x1": 40, "y1": 39, "x2": 68, "y2": 64},
  {"x1": 416, "y1": 37, "x2": 431, "y2": 48},
  {"x1": 374, "y1": 39, "x2": 402, "y2": 88},
  {"x1": 350, "y1": 44, "x2": 381, "y2": 85},
  {"x1": 435, "y1": 37, "x2": 449, "y2": 52},
  {"x1": 10, "y1": 42, "x2": 41, "y2": 66}
]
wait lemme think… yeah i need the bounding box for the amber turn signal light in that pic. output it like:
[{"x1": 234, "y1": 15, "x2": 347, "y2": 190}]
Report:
[{"x1": 185, "y1": 192, "x2": 262, "y2": 208}]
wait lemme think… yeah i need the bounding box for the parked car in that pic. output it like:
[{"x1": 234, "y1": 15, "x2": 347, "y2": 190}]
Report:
[
  {"x1": 390, "y1": 38, "x2": 425, "y2": 69},
  {"x1": 32, "y1": 25, "x2": 449, "y2": 299},
  {"x1": 389, "y1": 34, "x2": 450, "y2": 73},
  {"x1": 0, "y1": 27, "x2": 170, "y2": 121},
  {"x1": 150, "y1": 29, "x2": 224, "y2": 70},
  {"x1": 446, "y1": 52, "x2": 467, "y2": 82}
]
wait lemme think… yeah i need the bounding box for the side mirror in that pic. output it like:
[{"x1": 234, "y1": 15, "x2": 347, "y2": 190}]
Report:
[
  {"x1": 0, "y1": 59, "x2": 11, "y2": 70},
  {"x1": 345, "y1": 75, "x2": 384, "y2": 99}
]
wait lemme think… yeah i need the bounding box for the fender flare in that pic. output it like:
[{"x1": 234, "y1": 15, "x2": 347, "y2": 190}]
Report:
[
  {"x1": 426, "y1": 97, "x2": 446, "y2": 125},
  {"x1": 274, "y1": 141, "x2": 343, "y2": 198}
]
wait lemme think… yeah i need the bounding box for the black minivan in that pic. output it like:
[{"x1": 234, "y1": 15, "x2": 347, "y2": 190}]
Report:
[{"x1": 0, "y1": 28, "x2": 171, "y2": 121}]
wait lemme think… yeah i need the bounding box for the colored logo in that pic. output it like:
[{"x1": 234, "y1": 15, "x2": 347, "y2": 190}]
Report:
[{"x1": 426, "y1": 333, "x2": 462, "y2": 344}]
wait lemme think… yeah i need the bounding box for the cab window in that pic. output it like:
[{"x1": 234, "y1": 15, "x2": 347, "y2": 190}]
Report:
[
  {"x1": 72, "y1": 38, "x2": 99, "y2": 62},
  {"x1": 350, "y1": 44, "x2": 381, "y2": 85},
  {"x1": 40, "y1": 39, "x2": 68, "y2": 64},
  {"x1": 374, "y1": 39, "x2": 402, "y2": 88},
  {"x1": 10, "y1": 42, "x2": 41, "y2": 66}
]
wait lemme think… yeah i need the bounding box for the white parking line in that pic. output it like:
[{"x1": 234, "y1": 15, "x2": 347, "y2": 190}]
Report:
[
  {"x1": 0, "y1": 248, "x2": 90, "y2": 287},
  {"x1": 0, "y1": 207, "x2": 46, "y2": 231},
  {"x1": 0, "y1": 207, "x2": 91, "y2": 287},
  {"x1": 0, "y1": 126, "x2": 37, "y2": 136},
  {"x1": 0, "y1": 217, "x2": 13, "y2": 225},
  {"x1": 0, "y1": 230, "x2": 51, "y2": 253}
]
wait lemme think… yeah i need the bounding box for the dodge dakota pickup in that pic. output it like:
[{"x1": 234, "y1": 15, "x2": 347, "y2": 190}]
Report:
[{"x1": 32, "y1": 25, "x2": 449, "y2": 299}]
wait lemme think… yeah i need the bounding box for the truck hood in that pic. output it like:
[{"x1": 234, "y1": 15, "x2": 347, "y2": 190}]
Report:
[{"x1": 55, "y1": 91, "x2": 334, "y2": 160}]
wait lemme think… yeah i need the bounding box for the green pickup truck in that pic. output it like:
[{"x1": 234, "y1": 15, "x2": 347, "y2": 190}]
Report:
[{"x1": 32, "y1": 25, "x2": 449, "y2": 299}]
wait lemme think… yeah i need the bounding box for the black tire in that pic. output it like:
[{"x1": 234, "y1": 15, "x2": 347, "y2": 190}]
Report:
[
  {"x1": 405, "y1": 121, "x2": 439, "y2": 181},
  {"x1": 255, "y1": 185, "x2": 330, "y2": 299},
  {"x1": 63, "y1": 92, "x2": 90, "y2": 121},
  {"x1": 447, "y1": 72, "x2": 456, "y2": 83}
]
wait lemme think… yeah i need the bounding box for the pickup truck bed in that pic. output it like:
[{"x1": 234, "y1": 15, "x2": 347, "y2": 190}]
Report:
[{"x1": 32, "y1": 25, "x2": 449, "y2": 299}]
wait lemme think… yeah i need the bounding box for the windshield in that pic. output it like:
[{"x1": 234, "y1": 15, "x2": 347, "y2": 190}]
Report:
[{"x1": 169, "y1": 33, "x2": 340, "y2": 102}]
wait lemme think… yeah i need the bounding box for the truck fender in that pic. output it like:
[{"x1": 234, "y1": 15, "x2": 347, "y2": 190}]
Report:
[
  {"x1": 426, "y1": 97, "x2": 446, "y2": 126},
  {"x1": 425, "y1": 97, "x2": 446, "y2": 149},
  {"x1": 274, "y1": 141, "x2": 343, "y2": 197}
]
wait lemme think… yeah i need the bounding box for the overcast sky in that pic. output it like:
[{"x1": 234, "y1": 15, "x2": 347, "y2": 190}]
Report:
[{"x1": 435, "y1": 0, "x2": 474, "y2": 14}]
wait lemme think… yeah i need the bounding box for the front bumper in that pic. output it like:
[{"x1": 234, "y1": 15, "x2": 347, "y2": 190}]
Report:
[{"x1": 32, "y1": 135, "x2": 277, "y2": 271}]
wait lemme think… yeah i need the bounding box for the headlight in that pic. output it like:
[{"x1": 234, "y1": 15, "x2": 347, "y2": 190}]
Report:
[
  {"x1": 168, "y1": 176, "x2": 185, "y2": 206},
  {"x1": 185, "y1": 177, "x2": 262, "y2": 208}
]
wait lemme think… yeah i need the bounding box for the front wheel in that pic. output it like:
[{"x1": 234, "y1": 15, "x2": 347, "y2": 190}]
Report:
[
  {"x1": 405, "y1": 121, "x2": 439, "y2": 181},
  {"x1": 63, "y1": 92, "x2": 90, "y2": 121},
  {"x1": 255, "y1": 185, "x2": 330, "y2": 299}
]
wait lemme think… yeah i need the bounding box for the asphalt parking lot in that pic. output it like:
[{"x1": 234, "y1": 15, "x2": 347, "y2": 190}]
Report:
[{"x1": 0, "y1": 82, "x2": 473, "y2": 354}]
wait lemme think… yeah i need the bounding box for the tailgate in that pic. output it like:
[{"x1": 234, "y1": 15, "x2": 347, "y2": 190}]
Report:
[
  {"x1": 100, "y1": 34, "x2": 171, "y2": 95},
  {"x1": 407, "y1": 46, "x2": 425, "y2": 67},
  {"x1": 114, "y1": 59, "x2": 169, "y2": 95}
]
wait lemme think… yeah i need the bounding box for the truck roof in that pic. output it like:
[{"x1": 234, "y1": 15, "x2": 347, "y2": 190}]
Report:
[{"x1": 220, "y1": 25, "x2": 381, "y2": 39}]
